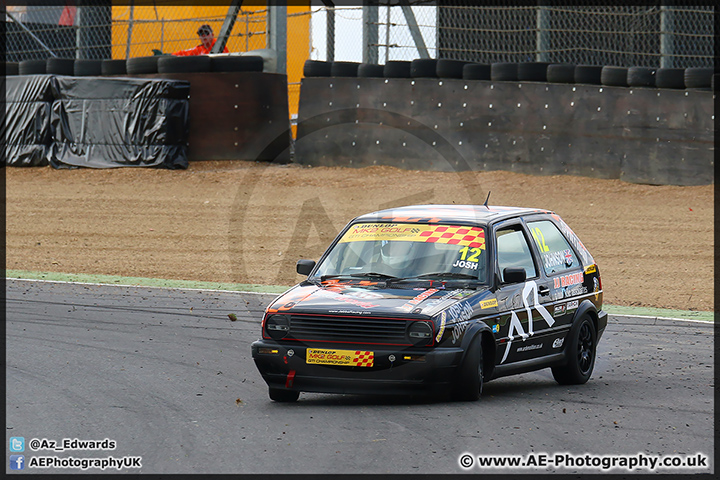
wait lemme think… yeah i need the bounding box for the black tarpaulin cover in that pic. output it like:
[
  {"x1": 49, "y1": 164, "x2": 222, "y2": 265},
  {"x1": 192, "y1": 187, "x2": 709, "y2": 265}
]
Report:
[
  {"x1": 49, "y1": 76, "x2": 190, "y2": 169},
  {"x1": 3, "y1": 75, "x2": 55, "y2": 166}
]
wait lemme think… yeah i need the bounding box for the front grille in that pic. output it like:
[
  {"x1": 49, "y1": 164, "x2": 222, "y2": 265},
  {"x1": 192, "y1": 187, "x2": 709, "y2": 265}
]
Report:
[{"x1": 287, "y1": 314, "x2": 412, "y2": 345}]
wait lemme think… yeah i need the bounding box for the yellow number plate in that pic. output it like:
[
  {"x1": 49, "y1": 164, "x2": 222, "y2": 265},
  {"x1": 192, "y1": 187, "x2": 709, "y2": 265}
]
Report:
[{"x1": 306, "y1": 349, "x2": 374, "y2": 367}]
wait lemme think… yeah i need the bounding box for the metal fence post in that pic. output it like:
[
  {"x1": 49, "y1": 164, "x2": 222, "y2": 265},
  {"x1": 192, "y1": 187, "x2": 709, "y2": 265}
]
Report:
[
  {"x1": 75, "y1": 2, "x2": 85, "y2": 59},
  {"x1": 212, "y1": 0, "x2": 242, "y2": 53},
  {"x1": 326, "y1": 6, "x2": 335, "y2": 62},
  {"x1": 363, "y1": 1, "x2": 379, "y2": 64},
  {"x1": 660, "y1": 4, "x2": 675, "y2": 68},
  {"x1": 399, "y1": 0, "x2": 429, "y2": 59},
  {"x1": 126, "y1": 1, "x2": 134, "y2": 60},
  {"x1": 536, "y1": 4, "x2": 550, "y2": 62},
  {"x1": 268, "y1": 1, "x2": 287, "y2": 74}
]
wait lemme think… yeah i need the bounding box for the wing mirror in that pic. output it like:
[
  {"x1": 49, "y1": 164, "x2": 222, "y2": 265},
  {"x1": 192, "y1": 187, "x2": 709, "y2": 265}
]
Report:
[
  {"x1": 296, "y1": 259, "x2": 316, "y2": 276},
  {"x1": 503, "y1": 267, "x2": 526, "y2": 284}
]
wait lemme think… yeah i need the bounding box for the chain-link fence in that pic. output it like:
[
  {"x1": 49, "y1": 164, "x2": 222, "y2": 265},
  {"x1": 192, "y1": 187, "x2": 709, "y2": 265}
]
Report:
[
  {"x1": 5, "y1": 3, "x2": 713, "y2": 67},
  {"x1": 309, "y1": 4, "x2": 437, "y2": 63},
  {"x1": 311, "y1": 2, "x2": 713, "y2": 69},
  {"x1": 4, "y1": 4, "x2": 269, "y2": 61},
  {"x1": 435, "y1": 4, "x2": 715, "y2": 68},
  {"x1": 4, "y1": 2, "x2": 713, "y2": 135}
]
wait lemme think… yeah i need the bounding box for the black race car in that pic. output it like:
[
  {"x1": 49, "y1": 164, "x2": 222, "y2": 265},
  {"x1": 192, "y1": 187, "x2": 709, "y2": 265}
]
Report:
[{"x1": 251, "y1": 204, "x2": 607, "y2": 402}]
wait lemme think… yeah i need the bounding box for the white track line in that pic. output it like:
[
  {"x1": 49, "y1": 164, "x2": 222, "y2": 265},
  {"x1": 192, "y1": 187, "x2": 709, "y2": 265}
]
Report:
[
  {"x1": 8, "y1": 276, "x2": 713, "y2": 323},
  {"x1": 6, "y1": 276, "x2": 280, "y2": 296},
  {"x1": 609, "y1": 313, "x2": 714, "y2": 324}
]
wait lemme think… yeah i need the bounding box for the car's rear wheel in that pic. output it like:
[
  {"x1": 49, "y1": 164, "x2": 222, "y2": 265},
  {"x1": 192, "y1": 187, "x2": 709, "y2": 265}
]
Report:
[
  {"x1": 451, "y1": 336, "x2": 483, "y2": 401},
  {"x1": 269, "y1": 388, "x2": 299, "y2": 402},
  {"x1": 552, "y1": 314, "x2": 596, "y2": 385}
]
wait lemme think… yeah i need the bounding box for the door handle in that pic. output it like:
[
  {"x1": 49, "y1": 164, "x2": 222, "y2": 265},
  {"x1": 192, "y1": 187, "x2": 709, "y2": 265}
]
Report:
[{"x1": 538, "y1": 285, "x2": 550, "y2": 296}]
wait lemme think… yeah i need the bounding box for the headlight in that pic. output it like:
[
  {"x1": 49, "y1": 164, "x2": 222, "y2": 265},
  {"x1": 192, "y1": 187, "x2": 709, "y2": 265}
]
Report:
[
  {"x1": 265, "y1": 315, "x2": 290, "y2": 340},
  {"x1": 406, "y1": 321, "x2": 433, "y2": 346}
]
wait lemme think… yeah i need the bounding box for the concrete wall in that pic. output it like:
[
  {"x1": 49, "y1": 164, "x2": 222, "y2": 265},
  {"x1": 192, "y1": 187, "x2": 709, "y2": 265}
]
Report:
[{"x1": 294, "y1": 77, "x2": 714, "y2": 186}]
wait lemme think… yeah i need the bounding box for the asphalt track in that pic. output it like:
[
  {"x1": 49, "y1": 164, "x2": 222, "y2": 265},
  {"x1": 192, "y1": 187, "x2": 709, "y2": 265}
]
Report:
[{"x1": 5, "y1": 279, "x2": 715, "y2": 475}]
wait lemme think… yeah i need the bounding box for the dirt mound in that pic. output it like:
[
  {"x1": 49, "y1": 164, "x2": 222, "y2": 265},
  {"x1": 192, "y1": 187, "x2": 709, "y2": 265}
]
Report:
[{"x1": 5, "y1": 160, "x2": 713, "y2": 311}]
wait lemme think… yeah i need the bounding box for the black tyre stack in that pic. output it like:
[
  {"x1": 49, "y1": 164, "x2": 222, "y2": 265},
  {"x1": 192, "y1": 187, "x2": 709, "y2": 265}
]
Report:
[
  {"x1": 384, "y1": 61, "x2": 411, "y2": 78},
  {"x1": 462, "y1": 63, "x2": 490, "y2": 80},
  {"x1": 74, "y1": 59, "x2": 103, "y2": 76},
  {"x1": 436, "y1": 59, "x2": 467, "y2": 79},
  {"x1": 546, "y1": 64, "x2": 575, "y2": 84},
  {"x1": 491, "y1": 62, "x2": 518, "y2": 81},
  {"x1": 46, "y1": 58, "x2": 75, "y2": 75},
  {"x1": 684, "y1": 67, "x2": 713, "y2": 89},
  {"x1": 5, "y1": 62, "x2": 20, "y2": 75},
  {"x1": 303, "y1": 60, "x2": 332, "y2": 77},
  {"x1": 357, "y1": 63, "x2": 384, "y2": 78},
  {"x1": 126, "y1": 56, "x2": 161, "y2": 75},
  {"x1": 627, "y1": 66, "x2": 656, "y2": 87},
  {"x1": 601, "y1": 66, "x2": 628, "y2": 87},
  {"x1": 157, "y1": 55, "x2": 211, "y2": 73},
  {"x1": 518, "y1": 62, "x2": 550, "y2": 82},
  {"x1": 411, "y1": 58, "x2": 438, "y2": 78},
  {"x1": 331, "y1": 61, "x2": 360, "y2": 77},
  {"x1": 19, "y1": 59, "x2": 48, "y2": 75},
  {"x1": 211, "y1": 56, "x2": 263, "y2": 73},
  {"x1": 574, "y1": 65, "x2": 603, "y2": 85},
  {"x1": 655, "y1": 68, "x2": 685, "y2": 89},
  {"x1": 101, "y1": 59, "x2": 127, "y2": 75}
]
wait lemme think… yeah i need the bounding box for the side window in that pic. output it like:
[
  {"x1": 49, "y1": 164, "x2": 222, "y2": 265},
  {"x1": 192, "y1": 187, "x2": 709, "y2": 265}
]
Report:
[
  {"x1": 528, "y1": 220, "x2": 580, "y2": 276},
  {"x1": 496, "y1": 226, "x2": 537, "y2": 282}
]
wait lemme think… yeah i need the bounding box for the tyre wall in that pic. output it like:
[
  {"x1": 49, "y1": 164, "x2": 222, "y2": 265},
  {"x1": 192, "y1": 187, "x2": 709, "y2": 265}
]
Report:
[
  {"x1": 3, "y1": 75, "x2": 55, "y2": 166},
  {"x1": 50, "y1": 76, "x2": 189, "y2": 169},
  {"x1": 5, "y1": 58, "x2": 290, "y2": 165},
  {"x1": 4, "y1": 75, "x2": 190, "y2": 169},
  {"x1": 294, "y1": 77, "x2": 714, "y2": 186}
]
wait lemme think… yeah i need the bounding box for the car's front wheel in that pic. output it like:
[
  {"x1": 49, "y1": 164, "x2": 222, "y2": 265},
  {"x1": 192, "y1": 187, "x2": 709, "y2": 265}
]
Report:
[
  {"x1": 552, "y1": 314, "x2": 597, "y2": 385},
  {"x1": 451, "y1": 336, "x2": 483, "y2": 401},
  {"x1": 268, "y1": 388, "x2": 300, "y2": 402}
]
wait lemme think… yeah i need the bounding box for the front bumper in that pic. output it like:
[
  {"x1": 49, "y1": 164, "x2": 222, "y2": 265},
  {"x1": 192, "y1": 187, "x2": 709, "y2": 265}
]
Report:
[{"x1": 251, "y1": 340, "x2": 464, "y2": 396}]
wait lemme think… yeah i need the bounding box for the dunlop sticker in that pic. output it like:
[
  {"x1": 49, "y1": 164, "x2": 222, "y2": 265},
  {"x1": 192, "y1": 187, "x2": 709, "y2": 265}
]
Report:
[
  {"x1": 480, "y1": 298, "x2": 498, "y2": 309},
  {"x1": 585, "y1": 264, "x2": 597, "y2": 274},
  {"x1": 340, "y1": 223, "x2": 485, "y2": 249},
  {"x1": 306, "y1": 349, "x2": 374, "y2": 367}
]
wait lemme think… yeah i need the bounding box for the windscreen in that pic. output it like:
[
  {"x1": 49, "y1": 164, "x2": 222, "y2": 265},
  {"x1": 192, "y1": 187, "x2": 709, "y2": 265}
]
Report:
[{"x1": 314, "y1": 223, "x2": 488, "y2": 281}]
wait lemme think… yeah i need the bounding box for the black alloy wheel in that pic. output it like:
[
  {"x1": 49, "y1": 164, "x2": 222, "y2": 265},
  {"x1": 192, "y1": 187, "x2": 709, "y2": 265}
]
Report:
[
  {"x1": 451, "y1": 336, "x2": 483, "y2": 401},
  {"x1": 552, "y1": 314, "x2": 596, "y2": 385}
]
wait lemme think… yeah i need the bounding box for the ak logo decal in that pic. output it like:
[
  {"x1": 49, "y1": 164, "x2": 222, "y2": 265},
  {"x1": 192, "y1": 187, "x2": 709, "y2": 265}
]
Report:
[{"x1": 500, "y1": 280, "x2": 555, "y2": 364}]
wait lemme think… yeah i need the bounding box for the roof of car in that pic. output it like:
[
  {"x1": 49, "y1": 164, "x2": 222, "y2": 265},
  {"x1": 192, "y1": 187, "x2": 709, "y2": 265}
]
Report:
[{"x1": 354, "y1": 204, "x2": 553, "y2": 225}]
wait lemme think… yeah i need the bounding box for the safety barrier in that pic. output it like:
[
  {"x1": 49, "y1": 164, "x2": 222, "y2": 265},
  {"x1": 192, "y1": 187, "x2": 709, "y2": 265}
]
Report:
[
  {"x1": 4, "y1": 75, "x2": 189, "y2": 169},
  {"x1": 294, "y1": 61, "x2": 714, "y2": 186}
]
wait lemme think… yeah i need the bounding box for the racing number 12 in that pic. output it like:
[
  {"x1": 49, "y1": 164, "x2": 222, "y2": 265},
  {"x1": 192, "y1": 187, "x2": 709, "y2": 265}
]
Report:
[
  {"x1": 458, "y1": 246, "x2": 481, "y2": 262},
  {"x1": 531, "y1": 227, "x2": 550, "y2": 252}
]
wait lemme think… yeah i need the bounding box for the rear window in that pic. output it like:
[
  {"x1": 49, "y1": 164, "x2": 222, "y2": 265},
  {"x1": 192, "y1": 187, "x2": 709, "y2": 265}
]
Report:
[{"x1": 528, "y1": 220, "x2": 580, "y2": 276}]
